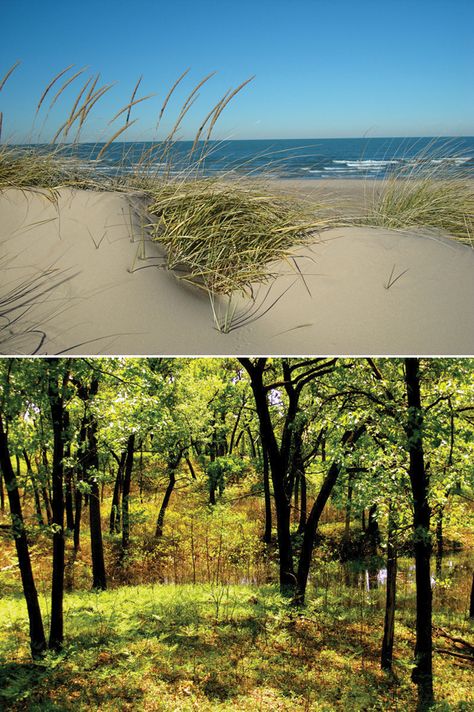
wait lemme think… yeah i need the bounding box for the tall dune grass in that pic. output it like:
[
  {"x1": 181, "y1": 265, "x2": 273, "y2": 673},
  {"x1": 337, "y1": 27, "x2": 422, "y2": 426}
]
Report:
[
  {"x1": 147, "y1": 177, "x2": 327, "y2": 296},
  {"x1": 361, "y1": 143, "x2": 474, "y2": 245}
]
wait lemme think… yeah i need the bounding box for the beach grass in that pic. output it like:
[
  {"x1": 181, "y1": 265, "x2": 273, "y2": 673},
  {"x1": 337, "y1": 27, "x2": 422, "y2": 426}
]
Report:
[
  {"x1": 146, "y1": 178, "x2": 327, "y2": 296},
  {"x1": 359, "y1": 142, "x2": 474, "y2": 245}
]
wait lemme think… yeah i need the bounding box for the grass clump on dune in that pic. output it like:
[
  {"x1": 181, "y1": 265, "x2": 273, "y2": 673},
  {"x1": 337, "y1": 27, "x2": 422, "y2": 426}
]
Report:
[
  {"x1": 362, "y1": 172, "x2": 474, "y2": 245},
  {"x1": 147, "y1": 178, "x2": 328, "y2": 296},
  {"x1": 0, "y1": 145, "x2": 99, "y2": 191}
]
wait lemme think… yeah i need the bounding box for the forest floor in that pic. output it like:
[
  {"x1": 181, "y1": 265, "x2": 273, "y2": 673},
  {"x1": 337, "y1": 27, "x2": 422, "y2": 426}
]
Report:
[{"x1": 0, "y1": 579, "x2": 473, "y2": 711}]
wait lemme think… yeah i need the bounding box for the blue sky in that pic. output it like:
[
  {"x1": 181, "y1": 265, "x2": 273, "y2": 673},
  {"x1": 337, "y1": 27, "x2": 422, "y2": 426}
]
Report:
[{"x1": 1, "y1": 0, "x2": 473, "y2": 141}]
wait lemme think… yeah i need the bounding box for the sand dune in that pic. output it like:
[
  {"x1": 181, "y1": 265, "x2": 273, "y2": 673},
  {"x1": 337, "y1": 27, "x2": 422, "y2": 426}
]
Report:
[{"x1": 1, "y1": 186, "x2": 473, "y2": 355}]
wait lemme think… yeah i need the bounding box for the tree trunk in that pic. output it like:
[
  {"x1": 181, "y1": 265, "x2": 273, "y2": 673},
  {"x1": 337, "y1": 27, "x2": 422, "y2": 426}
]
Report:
[
  {"x1": 344, "y1": 475, "x2": 353, "y2": 539},
  {"x1": 366, "y1": 503, "x2": 380, "y2": 555},
  {"x1": 381, "y1": 504, "x2": 397, "y2": 671},
  {"x1": 297, "y1": 469, "x2": 307, "y2": 535},
  {"x1": 63, "y1": 410, "x2": 74, "y2": 532},
  {"x1": 109, "y1": 450, "x2": 126, "y2": 534},
  {"x1": 155, "y1": 463, "x2": 178, "y2": 538},
  {"x1": 435, "y1": 511, "x2": 443, "y2": 579},
  {"x1": 404, "y1": 358, "x2": 434, "y2": 710},
  {"x1": 0, "y1": 464, "x2": 4, "y2": 512},
  {"x1": 294, "y1": 425, "x2": 366, "y2": 604},
  {"x1": 240, "y1": 360, "x2": 295, "y2": 593},
  {"x1": 469, "y1": 572, "x2": 474, "y2": 618},
  {"x1": 23, "y1": 450, "x2": 44, "y2": 526},
  {"x1": 48, "y1": 366, "x2": 66, "y2": 651},
  {"x1": 0, "y1": 414, "x2": 46, "y2": 659},
  {"x1": 121, "y1": 433, "x2": 135, "y2": 551},
  {"x1": 262, "y1": 446, "x2": 272, "y2": 544},
  {"x1": 81, "y1": 377, "x2": 107, "y2": 590}
]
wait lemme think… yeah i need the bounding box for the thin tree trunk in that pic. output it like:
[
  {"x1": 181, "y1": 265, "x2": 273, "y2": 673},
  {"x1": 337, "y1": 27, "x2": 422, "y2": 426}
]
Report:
[
  {"x1": 0, "y1": 414, "x2": 46, "y2": 659},
  {"x1": 294, "y1": 426, "x2": 365, "y2": 604},
  {"x1": 48, "y1": 367, "x2": 66, "y2": 651},
  {"x1": 405, "y1": 358, "x2": 434, "y2": 710},
  {"x1": 121, "y1": 433, "x2": 135, "y2": 551},
  {"x1": 435, "y1": 511, "x2": 443, "y2": 579},
  {"x1": 381, "y1": 504, "x2": 397, "y2": 671},
  {"x1": 110, "y1": 451, "x2": 126, "y2": 534},
  {"x1": 0, "y1": 464, "x2": 4, "y2": 512},
  {"x1": 63, "y1": 410, "x2": 75, "y2": 532},
  {"x1": 155, "y1": 456, "x2": 181, "y2": 539},
  {"x1": 470, "y1": 572, "x2": 474, "y2": 618},
  {"x1": 344, "y1": 475, "x2": 353, "y2": 539},
  {"x1": 23, "y1": 450, "x2": 44, "y2": 526},
  {"x1": 262, "y1": 445, "x2": 272, "y2": 543}
]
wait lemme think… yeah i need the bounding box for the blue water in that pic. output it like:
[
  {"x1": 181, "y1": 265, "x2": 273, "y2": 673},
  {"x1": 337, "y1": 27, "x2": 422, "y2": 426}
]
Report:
[{"x1": 29, "y1": 136, "x2": 474, "y2": 180}]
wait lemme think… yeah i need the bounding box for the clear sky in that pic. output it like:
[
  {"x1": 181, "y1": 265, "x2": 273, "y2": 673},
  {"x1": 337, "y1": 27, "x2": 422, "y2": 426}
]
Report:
[{"x1": 1, "y1": 0, "x2": 473, "y2": 142}]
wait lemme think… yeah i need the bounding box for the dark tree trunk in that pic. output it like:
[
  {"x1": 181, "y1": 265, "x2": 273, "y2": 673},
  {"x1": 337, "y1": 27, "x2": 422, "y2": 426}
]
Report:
[
  {"x1": 344, "y1": 474, "x2": 353, "y2": 539},
  {"x1": 404, "y1": 358, "x2": 434, "y2": 710},
  {"x1": 0, "y1": 464, "x2": 4, "y2": 512},
  {"x1": 294, "y1": 426, "x2": 365, "y2": 604},
  {"x1": 262, "y1": 445, "x2": 272, "y2": 544},
  {"x1": 297, "y1": 469, "x2": 307, "y2": 535},
  {"x1": 470, "y1": 573, "x2": 474, "y2": 618},
  {"x1": 121, "y1": 433, "x2": 135, "y2": 551},
  {"x1": 63, "y1": 410, "x2": 74, "y2": 532},
  {"x1": 73, "y1": 489, "x2": 82, "y2": 552},
  {"x1": 87, "y1": 407, "x2": 106, "y2": 590},
  {"x1": 381, "y1": 504, "x2": 398, "y2": 671},
  {"x1": 155, "y1": 458, "x2": 179, "y2": 538},
  {"x1": 185, "y1": 456, "x2": 197, "y2": 480},
  {"x1": 79, "y1": 377, "x2": 106, "y2": 590},
  {"x1": 0, "y1": 414, "x2": 46, "y2": 659},
  {"x1": 48, "y1": 366, "x2": 67, "y2": 651},
  {"x1": 240, "y1": 360, "x2": 295, "y2": 593},
  {"x1": 110, "y1": 450, "x2": 126, "y2": 534},
  {"x1": 23, "y1": 450, "x2": 44, "y2": 526},
  {"x1": 435, "y1": 511, "x2": 443, "y2": 579},
  {"x1": 366, "y1": 503, "x2": 380, "y2": 555}
]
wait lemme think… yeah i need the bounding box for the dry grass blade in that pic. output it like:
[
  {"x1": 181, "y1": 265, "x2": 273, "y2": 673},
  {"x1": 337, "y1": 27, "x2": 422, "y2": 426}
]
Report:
[
  {"x1": 156, "y1": 67, "x2": 190, "y2": 129},
  {"x1": 190, "y1": 91, "x2": 231, "y2": 157},
  {"x1": 96, "y1": 119, "x2": 139, "y2": 159},
  {"x1": 0, "y1": 112, "x2": 2, "y2": 143},
  {"x1": 126, "y1": 75, "x2": 142, "y2": 123},
  {"x1": 36, "y1": 64, "x2": 74, "y2": 114},
  {"x1": 0, "y1": 60, "x2": 21, "y2": 93},
  {"x1": 109, "y1": 94, "x2": 155, "y2": 125},
  {"x1": 205, "y1": 76, "x2": 255, "y2": 143},
  {"x1": 48, "y1": 67, "x2": 88, "y2": 109}
]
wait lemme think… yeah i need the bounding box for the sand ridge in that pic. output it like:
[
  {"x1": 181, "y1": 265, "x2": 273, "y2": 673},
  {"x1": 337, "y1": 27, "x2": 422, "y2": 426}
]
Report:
[{"x1": 1, "y1": 186, "x2": 473, "y2": 356}]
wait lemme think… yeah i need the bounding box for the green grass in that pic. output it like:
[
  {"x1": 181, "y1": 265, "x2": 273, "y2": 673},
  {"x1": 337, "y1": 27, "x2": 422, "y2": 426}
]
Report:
[{"x1": 1, "y1": 581, "x2": 472, "y2": 711}]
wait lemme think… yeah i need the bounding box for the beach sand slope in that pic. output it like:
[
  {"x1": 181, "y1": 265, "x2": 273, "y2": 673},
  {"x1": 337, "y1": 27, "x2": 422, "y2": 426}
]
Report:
[{"x1": 1, "y1": 187, "x2": 473, "y2": 355}]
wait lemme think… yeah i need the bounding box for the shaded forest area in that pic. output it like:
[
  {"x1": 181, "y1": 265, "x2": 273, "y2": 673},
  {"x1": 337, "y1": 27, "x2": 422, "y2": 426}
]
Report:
[{"x1": 0, "y1": 357, "x2": 473, "y2": 711}]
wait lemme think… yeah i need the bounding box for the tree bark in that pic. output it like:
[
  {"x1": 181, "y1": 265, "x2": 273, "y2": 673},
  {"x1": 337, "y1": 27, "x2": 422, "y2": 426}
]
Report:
[
  {"x1": 404, "y1": 358, "x2": 434, "y2": 710},
  {"x1": 47, "y1": 365, "x2": 67, "y2": 651},
  {"x1": 294, "y1": 425, "x2": 366, "y2": 604},
  {"x1": 23, "y1": 450, "x2": 44, "y2": 526},
  {"x1": 109, "y1": 450, "x2": 126, "y2": 534},
  {"x1": 155, "y1": 456, "x2": 179, "y2": 538},
  {"x1": 0, "y1": 413, "x2": 46, "y2": 659},
  {"x1": 262, "y1": 445, "x2": 272, "y2": 544},
  {"x1": 469, "y1": 572, "x2": 474, "y2": 618},
  {"x1": 63, "y1": 409, "x2": 75, "y2": 532},
  {"x1": 381, "y1": 503, "x2": 397, "y2": 671},
  {"x1": 121, "y1": 433, "x2": 135, "y2": 551}
]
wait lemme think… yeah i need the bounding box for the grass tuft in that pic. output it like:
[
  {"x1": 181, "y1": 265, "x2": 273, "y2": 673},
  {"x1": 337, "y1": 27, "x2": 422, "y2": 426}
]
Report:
[
  {"x1": 361, "y1": 157, "x2": 474, "y2": 245},
  {"x1": 147, "y1": 178, "x2": 328, "y2": 296}
]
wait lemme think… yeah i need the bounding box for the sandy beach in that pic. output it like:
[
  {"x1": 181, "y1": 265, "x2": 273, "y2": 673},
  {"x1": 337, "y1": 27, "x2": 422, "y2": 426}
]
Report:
[{"x1": 1, "y1": 181, "x2": 473, "y2": 356}]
